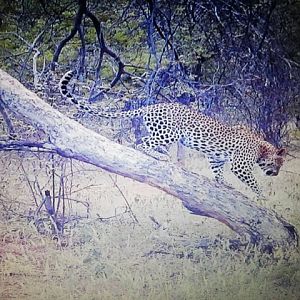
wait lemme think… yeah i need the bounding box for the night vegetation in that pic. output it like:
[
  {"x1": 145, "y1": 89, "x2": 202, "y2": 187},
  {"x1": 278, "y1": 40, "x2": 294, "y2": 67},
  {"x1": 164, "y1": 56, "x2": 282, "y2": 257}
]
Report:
[{"x1": 1, "y1": 0, "x2": 300, "y2": 142}]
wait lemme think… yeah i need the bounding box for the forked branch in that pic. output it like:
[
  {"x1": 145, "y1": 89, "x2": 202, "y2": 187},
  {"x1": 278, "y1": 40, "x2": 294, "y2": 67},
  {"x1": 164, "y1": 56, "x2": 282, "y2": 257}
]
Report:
[{"x1": 51, "y1": 0, "x2": 125, "y2": 88}]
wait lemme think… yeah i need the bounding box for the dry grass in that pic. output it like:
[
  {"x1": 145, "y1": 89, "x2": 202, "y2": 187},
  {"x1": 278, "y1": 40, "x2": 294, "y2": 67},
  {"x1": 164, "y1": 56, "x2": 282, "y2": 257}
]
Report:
[
  {"x1": 0, "y1": 140, "x2": 300, "y2": 299},
  {"x1": 0, "y1": 215, "x2": 299, "y2": 300}
]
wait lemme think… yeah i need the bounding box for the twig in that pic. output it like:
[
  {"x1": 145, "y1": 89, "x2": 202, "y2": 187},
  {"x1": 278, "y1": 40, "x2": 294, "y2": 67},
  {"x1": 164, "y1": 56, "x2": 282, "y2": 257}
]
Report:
[
  {"x1": 19, "y1": 162, "x2": 39, "y2": 207},
  {"x1": 0, "y1": 99, "x2": 16, "y2": 139},
  {"x1": 109, "y1": 174, "x2": 139, "y2": 224},
  {"x1": 0, "y1": 140, "x2": 56, "y2": 153}
]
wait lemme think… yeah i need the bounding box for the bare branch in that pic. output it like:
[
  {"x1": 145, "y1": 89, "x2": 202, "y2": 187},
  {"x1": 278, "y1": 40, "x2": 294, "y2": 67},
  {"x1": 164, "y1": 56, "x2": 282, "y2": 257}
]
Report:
[{"x1": 51, "y1": 0, "x2": 86, "y2": 70}]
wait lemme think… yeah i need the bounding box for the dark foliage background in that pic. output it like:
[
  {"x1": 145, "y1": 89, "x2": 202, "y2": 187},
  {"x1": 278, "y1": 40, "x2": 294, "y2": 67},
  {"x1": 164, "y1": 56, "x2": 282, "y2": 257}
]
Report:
[{"x1": 0, "y1": 0, "x2": 299, "y2": 145}]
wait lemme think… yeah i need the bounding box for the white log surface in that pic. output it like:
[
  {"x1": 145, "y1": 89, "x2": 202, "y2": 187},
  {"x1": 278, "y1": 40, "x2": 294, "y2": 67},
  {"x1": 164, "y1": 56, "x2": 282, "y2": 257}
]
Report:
[{"x1": 0, "y1": 69, "x2": 297, "y2": 251}]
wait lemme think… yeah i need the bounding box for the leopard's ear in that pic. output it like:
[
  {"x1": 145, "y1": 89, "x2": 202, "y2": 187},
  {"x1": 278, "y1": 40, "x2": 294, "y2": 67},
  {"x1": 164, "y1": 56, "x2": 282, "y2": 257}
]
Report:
[
  {"x1": 259, "y1": 144, "x2": 270, "y2": 158},
  {"x1": 277, "y1": 148, "x2": 286, "y2": 157}
]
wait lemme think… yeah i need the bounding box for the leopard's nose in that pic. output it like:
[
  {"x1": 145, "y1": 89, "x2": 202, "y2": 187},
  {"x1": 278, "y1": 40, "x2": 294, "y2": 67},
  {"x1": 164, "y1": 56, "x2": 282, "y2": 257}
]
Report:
[{"x1": 266, "y1": 170, "x2": 278, "y2": 176}]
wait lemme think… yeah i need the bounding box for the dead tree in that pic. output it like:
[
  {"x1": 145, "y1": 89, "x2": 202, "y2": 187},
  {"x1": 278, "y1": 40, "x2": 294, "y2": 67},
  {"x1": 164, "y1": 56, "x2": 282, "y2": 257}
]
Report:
[{"x1": 0, "y1": 69, "x2": 298, "y2": 252}]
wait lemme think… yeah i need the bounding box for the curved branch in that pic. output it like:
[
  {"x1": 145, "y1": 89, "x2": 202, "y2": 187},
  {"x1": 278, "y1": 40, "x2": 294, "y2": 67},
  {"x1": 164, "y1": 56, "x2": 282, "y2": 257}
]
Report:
[
  {"x1": 51, "y1": 0, "x2": 126, "y2": 87},
  {"x1": 86, "y1": 9, "x2": 125, "y2": 88},
  {"x1": 51, "y1": 0, "x2": 86, "y2": 70}
]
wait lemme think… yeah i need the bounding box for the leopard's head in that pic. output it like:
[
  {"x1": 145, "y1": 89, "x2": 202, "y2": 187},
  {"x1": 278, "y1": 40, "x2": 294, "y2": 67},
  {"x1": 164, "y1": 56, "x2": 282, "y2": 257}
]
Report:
[{"x1": 257, "y1": 143, "x2": 286, "y2": 176}]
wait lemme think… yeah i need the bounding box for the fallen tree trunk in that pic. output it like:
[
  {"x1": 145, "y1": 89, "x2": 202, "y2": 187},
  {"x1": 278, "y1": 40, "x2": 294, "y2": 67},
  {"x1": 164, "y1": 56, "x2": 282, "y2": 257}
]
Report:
[{"x1": 0, "y1": 69, "x2": 297, "y2": 251}]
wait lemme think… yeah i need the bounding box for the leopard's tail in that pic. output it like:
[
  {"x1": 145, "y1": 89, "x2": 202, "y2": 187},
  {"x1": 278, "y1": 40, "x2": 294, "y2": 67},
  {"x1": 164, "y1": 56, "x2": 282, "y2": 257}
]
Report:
[
  {"x1": 59, "y1": 70, "x2": 78, "y2": 105},
  {"x1": 59, "y1": 70, "x2": 146, "y2": 118},
  {"x1": 59, "y1": 70, "x2": 102, "y2": 115}
]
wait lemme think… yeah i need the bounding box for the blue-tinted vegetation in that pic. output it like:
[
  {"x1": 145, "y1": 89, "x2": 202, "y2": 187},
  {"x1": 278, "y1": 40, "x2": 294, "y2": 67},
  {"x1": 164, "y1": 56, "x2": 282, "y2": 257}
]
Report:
[{"x1": 0, "y1": 0, "x2": 299, "y2": 145}]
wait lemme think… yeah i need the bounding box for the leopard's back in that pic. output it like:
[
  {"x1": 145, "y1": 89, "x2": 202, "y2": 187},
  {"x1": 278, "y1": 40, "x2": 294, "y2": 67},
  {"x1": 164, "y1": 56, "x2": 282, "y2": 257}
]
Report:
[{"x1": 59, "y1": 71, "x2": 286, "y2": 197}]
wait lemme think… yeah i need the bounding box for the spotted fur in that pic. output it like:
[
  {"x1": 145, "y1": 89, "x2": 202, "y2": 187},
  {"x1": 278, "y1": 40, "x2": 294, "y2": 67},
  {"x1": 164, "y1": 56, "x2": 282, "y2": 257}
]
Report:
[{"x1": 59, "y1": 71, "x2": 286, "y2": 197}]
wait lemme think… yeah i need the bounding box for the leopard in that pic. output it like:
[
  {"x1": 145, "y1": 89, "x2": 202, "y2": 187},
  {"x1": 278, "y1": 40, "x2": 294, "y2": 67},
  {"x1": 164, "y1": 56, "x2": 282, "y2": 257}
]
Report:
[{"x1": 59, "y1": 70, "x2": 286, "y2": 197}]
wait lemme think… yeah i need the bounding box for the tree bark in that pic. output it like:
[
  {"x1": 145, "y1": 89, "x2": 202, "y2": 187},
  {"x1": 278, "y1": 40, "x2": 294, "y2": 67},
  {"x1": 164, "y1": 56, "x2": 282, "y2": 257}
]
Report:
[{"x1": 0, "y1": 69, "x2": 297, "y2": 252}]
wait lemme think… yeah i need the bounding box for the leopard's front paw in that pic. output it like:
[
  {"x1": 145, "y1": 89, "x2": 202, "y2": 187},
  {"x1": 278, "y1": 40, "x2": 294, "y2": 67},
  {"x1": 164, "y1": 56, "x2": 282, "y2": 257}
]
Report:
[{"x1": 154, "y1": 153, "x2": 170, "y2": 161}]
